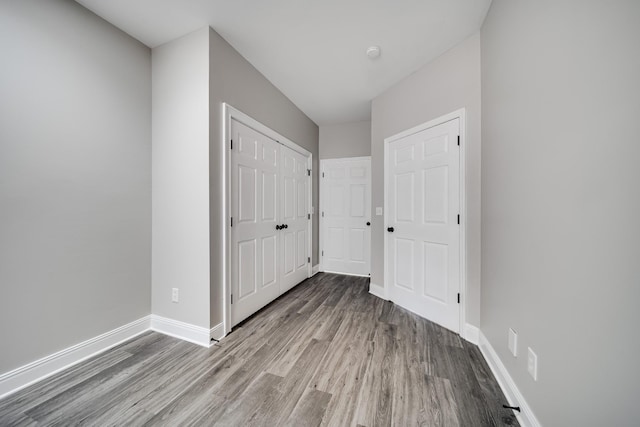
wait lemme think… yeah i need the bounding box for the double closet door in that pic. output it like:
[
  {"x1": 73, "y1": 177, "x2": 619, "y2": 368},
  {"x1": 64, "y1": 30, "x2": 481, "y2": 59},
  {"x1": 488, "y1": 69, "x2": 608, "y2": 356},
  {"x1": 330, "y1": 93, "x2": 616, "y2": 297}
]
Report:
[{"x1": 231, "y1": 119, "x2": 310, "y2": 326}]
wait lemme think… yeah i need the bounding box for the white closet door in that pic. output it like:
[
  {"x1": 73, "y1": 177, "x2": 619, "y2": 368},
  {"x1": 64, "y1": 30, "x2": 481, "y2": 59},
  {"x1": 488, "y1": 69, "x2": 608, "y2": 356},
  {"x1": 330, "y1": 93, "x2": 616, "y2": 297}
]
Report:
[
  {"x1": 322, "y1": 158, "x2": 371, "y2": 276},
  {"x1": 279, "y1": 145, "x2": 310, "y2": 293},
  {"x1": 387, "y1": 118, "x2": 460, "y2": 333},
  {"x1": 231, "y1": 119, "x2": 281, "y2": 326}
]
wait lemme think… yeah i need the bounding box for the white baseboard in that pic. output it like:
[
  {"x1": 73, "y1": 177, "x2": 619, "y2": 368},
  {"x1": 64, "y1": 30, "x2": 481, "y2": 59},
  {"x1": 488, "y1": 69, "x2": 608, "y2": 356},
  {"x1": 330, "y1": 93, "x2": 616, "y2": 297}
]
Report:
[
  {"x1": 464, "y1": 323, "x2": 480, "y2": 345},
  {"x1": 209, "y1": 322, "x2": 225, "y2": 341},
  {"x1": 369, "y1": 282, "x2": 387, "y2": 300},
  {"x1": 150, "y1": 315, "x2": 212, "y2": 348},
  {"x1": 478, "y1": 332, "x2": 541, "y2": 427},
  {"x1": 0, "y1": 316, "x2": 151, "y2": 400},
  {"x1": 323, "y1": 269, "x2": 369, "y2": 278},
  {"x1": 312, "y1": 264, "x2": 321, "y2": 275}
]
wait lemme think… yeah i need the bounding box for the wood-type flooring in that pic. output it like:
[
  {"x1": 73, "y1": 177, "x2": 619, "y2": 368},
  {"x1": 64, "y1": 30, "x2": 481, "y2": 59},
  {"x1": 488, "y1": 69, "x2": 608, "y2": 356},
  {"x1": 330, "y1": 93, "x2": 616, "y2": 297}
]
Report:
[{"x1": 0, "y1": 273, "x2": 519, "y2": 426}]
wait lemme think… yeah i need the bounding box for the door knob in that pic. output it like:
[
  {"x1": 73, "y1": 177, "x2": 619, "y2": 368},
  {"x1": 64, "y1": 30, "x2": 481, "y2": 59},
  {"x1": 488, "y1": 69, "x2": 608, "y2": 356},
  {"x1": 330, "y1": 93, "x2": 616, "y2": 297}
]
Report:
[
  {"x1": 283, "y1": 224, "x2": 288, "y2": 229},
  {"x1": 366, "y1": 222, "x2": 371, "y2": 226},
  {"x1": 276, "y1": 225, "x2": 281, "y2": 230},
  {"x1": 387, "y1": 227, "x2": 394, "y2": 232}
]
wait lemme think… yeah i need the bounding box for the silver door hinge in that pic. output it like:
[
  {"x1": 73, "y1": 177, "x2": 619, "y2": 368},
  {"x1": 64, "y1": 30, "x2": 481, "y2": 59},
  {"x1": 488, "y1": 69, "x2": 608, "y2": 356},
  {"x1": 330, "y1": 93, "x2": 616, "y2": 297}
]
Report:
[
  {"x1": 308, "y1": 257, "x2": 311, "y2": 263},
  {"x1": 230, "y1": 139, "x2": 233, "y2": 150},
  {"x1": 322, "y1": 212, "x2": 324, "y2": 217},
  {"x1": 457, "y1": 135, "x2": 460, "y2": 146},
  {"x1": 457, "y1": 293, "x2": 460, "y2": 304},
  {"x1": 231, "y1": 217, "x2": 233, "y2": 227},
  {"x1": 322, "y1": 250, "x2": 324, "y2": 257},
  {"x1": 231, "y1": 294, "x2": 234, "y2": 304},
  {"x1": 307, "y1": 169, "x2": 311, "y2": 176},
  {"x1": 457, "y1": 215, "x2": 460, "y2": 225},
  {"x1": 322, "y1": 172, "x2": 325, "y2": 178},
  {"x1": 308, "y1": 214, "x2": 311, "y2": 220}
]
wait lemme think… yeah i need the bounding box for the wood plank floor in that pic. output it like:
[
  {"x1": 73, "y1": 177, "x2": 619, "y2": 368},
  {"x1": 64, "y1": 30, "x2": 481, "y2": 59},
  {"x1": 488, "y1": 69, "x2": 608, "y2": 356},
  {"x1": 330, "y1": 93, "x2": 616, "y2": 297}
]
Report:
[{"x1": 0, "y1": 273, "x2": 519, "y2": 426}]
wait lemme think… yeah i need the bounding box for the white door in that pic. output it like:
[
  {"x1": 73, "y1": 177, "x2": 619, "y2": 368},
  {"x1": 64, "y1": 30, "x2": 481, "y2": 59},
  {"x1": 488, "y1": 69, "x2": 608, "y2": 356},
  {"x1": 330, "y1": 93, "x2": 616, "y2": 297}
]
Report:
[
  {"x1": 386, "y1": 118, "x2": 460, "y2": 332},
  {"x1": 279, "y1": 146, "x2": 310, "y2": 292},
  {"x1": 230, "y1": 119, "x2": 281, "y2": 325},
  {"x1": 321, "y1": 158, "x2": 371, "y2": 276}
]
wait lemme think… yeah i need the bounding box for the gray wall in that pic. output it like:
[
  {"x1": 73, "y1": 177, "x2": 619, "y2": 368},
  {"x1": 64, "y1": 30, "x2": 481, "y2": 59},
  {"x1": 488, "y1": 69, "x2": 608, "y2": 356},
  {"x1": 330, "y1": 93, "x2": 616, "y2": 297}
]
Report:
[
  {"x1": 152, "y1": 28, "x2": 211, "y2": 328},
  {"x1": 481, "y1": 1, "x2": 640, "y2": 425},
  {"x1": 208, "y1": 28, "x2": 320, "y2": 327},
  {"x1": 319, "y1": 121, "x2": 371, "y2": 159},
  {"x1": 0, "y1": 0, "x2": 151, "y2": 373},
  {"x1": 370, "y1": 34, "x2": 482, "y2": 328}
]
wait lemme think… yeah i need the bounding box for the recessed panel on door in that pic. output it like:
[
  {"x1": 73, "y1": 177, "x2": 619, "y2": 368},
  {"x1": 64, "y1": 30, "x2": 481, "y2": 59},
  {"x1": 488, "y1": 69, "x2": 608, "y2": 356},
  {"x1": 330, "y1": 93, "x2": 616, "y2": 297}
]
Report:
[{"x1": 238, "y1": 239, "x2": 256, "y2": 300}]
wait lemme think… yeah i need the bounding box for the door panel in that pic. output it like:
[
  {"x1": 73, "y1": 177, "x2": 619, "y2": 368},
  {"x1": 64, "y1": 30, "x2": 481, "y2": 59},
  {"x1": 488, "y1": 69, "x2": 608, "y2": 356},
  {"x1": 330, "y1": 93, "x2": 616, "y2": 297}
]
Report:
[
  {"x1": 387, "y1": 118, "x2": 460, "y2": 333},
  {"x1": 322, "y1": 157, "x2": 371, "y2": 276},
  {"x1": 279, "y1": 146, "x2": 309, "y2": 292},
  {"x1": 231, "y1": 119, "x2": 311, "y2": 326},
  {"x1": 231, "y1": 120, "x2": 282, "y2": 326}
]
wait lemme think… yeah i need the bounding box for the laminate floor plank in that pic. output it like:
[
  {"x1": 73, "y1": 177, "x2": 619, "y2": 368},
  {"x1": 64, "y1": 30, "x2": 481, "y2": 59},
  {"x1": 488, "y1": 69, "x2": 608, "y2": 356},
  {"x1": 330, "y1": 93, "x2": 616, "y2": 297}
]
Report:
[{"x1": 0, "y1": 273, "x2": 518, "y2": 427}]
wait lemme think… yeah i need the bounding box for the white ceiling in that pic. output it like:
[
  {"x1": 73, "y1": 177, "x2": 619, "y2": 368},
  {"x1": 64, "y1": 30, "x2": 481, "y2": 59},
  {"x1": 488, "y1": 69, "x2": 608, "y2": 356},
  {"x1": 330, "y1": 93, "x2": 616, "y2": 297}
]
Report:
[{"x1": 76, "y1": 0, "x2": 491, "y2": 125}]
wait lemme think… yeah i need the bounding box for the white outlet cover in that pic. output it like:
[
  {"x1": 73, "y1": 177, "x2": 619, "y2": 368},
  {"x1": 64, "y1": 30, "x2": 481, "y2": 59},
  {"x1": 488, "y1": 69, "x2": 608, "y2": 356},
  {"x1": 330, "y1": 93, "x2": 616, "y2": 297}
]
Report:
[
  {"x1": 527, "y1": 347, "x2": 538, "y2": 381},
  {"x1": 376, "y1": 207, "x2": 383, "y2": 216},
  {"x1": 171, "y1": 288, "x2": 179, "y2": 303},
  {"x1": 508, "y1": 328, "x2": 518, "y2": 357}
]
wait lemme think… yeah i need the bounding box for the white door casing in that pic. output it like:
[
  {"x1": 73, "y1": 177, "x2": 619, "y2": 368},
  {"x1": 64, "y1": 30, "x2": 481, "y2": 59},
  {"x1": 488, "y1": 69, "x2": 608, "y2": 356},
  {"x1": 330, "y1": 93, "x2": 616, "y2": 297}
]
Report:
[
  {"x1": 321, "y1": 157, "x2": 371, "y2": 276},
  {"x1": 386, "y1": 118, "x2": 461, "y2": 333}
]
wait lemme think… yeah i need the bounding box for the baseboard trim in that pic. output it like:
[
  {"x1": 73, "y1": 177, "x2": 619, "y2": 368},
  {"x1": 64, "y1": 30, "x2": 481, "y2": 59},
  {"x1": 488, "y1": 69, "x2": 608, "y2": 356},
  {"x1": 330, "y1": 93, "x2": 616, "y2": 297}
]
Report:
[
  {"x1": 0, "y1": 316, "x2": 151, "y2": 400},
  {"x1": 464, "y1": 323, "x2": 480, "y2": 345},
  {"x1": 209, "y1": 322, "x2": 225, "y2": 341},
  {"x1": 478, "y1": 332, "x2": 541, "y2": 427},
  {"x1": 312, "y1": 264, "x2": 321, "y2": 275},
  {"x1": 150, "y1": 315, "x2": 212, "y2": 348},
  {"x1": 323, "y1": 269, "x2": 369, "y2": 278},
  {"x1": 369, "y1": 282, "x2": 387, "y2": 300}
]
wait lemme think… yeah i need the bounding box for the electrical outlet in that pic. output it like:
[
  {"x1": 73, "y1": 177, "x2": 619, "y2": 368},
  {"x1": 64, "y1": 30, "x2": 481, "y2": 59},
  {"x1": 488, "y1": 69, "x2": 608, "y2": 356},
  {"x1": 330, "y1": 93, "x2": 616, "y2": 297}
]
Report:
[
  {"x1": 172, "y1": 288, "x2": 179, "y2": 303},
  {"x1": 376, "y1": 207, "x2": 383, "y2": 216},
  {"x1": 527, "y1": 347, "x2": 538, "y2": 380},
  {"x1": 508, "y1": 328, "x2": 518, "y2": 357}
]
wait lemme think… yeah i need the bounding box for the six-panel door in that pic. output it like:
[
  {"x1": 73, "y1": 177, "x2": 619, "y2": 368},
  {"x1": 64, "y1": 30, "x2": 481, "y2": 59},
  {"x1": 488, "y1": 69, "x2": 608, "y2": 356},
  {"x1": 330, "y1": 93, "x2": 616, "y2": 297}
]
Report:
[
  {"x1": 386, "y1": 118, "x2": 461, "y2": 333},
  {"x1": 321, "y1": 158, "x2": 371, "y2": 276}
]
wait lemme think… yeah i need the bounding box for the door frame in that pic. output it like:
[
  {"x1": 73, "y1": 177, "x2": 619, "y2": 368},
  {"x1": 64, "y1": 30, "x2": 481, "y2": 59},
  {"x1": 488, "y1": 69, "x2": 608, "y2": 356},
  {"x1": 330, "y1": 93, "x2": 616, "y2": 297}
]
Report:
[
  {"x1": 222, "y1": 103, "x2": 312, "y2": 336},
  {"x1": 383, "y1": 108, "x2": 467, "y2": 336},
  {"x1": 319, "y1": 156, "x2": 372, "y2": 277}
]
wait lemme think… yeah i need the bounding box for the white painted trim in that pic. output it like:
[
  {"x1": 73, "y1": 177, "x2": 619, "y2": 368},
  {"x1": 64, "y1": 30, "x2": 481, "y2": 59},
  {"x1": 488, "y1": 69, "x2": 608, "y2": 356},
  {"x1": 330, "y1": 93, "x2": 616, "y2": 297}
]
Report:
[
  {"x1": 464, "y1": 323, "x2": 480, "y2": 345},
  {"x1": 383, "y1": 109, "x2": 467, "y2": 335},
  {"x1": 0, "y1": 316, "x2": 151, "y2": 399},
  {"x1": 209, "y1": 322, "x2": 225, "y2": 341},
  {"x1": 369, "y1": 282, "x2": 387, "y2": 300},
  {"x1": 322, "y1": 270, "x2": 369, "y2": 278},
  {"x1": 222, "y1": 103, "x2": 313, "y2": 336},
  {"x1": 312, "y1": 264, "x2": 321, "y2": 275},
  {"x1": 150, "y1": 315, "x2": 211, "y2": 348},
  {"x1": 479, "y1": 332, "x2": 541, "y2": 427}
]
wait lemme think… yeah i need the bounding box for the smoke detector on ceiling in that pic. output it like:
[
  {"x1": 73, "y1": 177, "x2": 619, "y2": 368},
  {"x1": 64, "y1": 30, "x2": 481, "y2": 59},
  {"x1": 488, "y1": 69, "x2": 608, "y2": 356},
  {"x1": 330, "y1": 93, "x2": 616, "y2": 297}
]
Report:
[{"x1": 366, "y1": 46, "x2": 381, "y2": 59}]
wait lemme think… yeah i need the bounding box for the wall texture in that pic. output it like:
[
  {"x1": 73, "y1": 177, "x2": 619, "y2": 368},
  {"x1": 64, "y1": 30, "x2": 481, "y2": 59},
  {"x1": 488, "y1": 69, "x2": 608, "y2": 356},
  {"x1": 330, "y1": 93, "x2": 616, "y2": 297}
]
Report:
[
  {"x1": 481, "y1": 1, "x2": 640, "y2": 424},
  {"x1": 208, "y1": 28, "x2": 320, "y2": 328},
  {"x1": 152, "y1": 28, "x2": 211, "y2": 328},
  {"x1": 319, "y1": 121, "x2": 371, "y2": 159},
  {"x1": 370, "y1": 34, "x2": 482, "y2": 328},
  {"x1": 0, "y1": 0, "x2": 151, "y2": 373}
]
